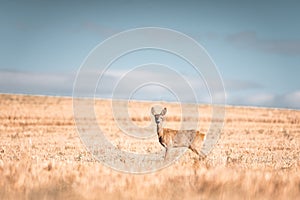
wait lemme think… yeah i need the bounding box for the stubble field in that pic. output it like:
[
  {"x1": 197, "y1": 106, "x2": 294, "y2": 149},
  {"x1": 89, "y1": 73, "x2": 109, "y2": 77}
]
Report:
[{"x1": 0, "y1": 94, "x2": 300, "y2": 199}]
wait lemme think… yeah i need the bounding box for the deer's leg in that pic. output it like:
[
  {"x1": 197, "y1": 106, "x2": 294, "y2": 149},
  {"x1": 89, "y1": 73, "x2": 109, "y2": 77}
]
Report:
[
  {"x1": 189, "y1": 145, "x2": 205, "y2": 160},
  {"x1": 189, "y1": 145, "x2": 199, "y2": 156},
  {"x1": 164, "y1": 147, "x2": 168, "y2": 160}
]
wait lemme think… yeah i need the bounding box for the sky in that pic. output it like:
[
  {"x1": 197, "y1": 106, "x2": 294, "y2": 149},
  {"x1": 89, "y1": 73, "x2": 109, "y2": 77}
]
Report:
[{"x1": 0, "y1": 0, "x2": 300, "y2": 109}]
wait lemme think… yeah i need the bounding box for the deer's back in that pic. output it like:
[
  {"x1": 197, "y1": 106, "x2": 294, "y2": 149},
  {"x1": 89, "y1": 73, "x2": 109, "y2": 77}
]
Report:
[{"x1": 162, "y1": 128, "x2": 205, "y2": 147}]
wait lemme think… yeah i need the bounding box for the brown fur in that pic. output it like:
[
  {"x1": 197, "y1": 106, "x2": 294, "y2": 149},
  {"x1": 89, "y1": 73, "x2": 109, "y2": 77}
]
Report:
[{"x1": 151, "y1": 107, "x2": 206, "y2": 160}]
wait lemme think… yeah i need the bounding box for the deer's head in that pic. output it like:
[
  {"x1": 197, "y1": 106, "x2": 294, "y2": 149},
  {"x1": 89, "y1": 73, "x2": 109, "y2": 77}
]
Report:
[{"x1": 151, "y1": 107, "x2": 167, "y2": 126}]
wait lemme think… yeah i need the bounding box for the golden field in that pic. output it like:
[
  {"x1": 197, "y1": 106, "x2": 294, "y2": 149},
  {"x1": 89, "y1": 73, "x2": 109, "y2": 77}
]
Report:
[{"x1": 0, "y1": 94, "x2": 300, "y2": 199}]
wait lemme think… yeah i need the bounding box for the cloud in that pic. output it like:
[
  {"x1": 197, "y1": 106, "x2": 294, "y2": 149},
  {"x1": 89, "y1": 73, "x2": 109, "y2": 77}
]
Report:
[
  {"x1": 244, "y1": 93, "x2": 275, "y2": 105},
  {"x1": 1, "y1": 69, "x2": 299, "y2": 109},
  {"x1": 227, "y1": 31, "x2": 300, "y2": 56},
  {"x1": 0, "y1": 70, "x2": 74, "y2": 96},
  {"x1": 276, "y1": 91, "x2": 300, "y2": 109},
  {"x1": 228, "y1": 91, "x2": 300, "y2": 109},
  {"x1": 224, "y1": 79, "x2": 262, "y2": 91},
  {"x1": 0, "y1": 67, "x2": 221, "y2": 104},
  {"x1": 95, "y1": 68, "x2": 211, "y2": 103}
]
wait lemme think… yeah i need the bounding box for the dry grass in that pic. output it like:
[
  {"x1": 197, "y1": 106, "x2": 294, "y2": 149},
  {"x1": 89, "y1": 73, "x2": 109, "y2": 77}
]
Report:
[{"x1": 0, "y1": 94, "x2": 300, "y2": 199}]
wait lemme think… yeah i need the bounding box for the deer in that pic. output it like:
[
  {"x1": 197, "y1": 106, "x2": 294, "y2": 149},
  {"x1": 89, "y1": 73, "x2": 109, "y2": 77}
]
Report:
[{"x1": 151, "y1": 107, "x2": 206, "y2": 160}]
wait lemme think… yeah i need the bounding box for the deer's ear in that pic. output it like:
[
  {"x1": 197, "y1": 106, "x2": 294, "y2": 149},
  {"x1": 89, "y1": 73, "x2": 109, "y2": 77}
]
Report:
[
  {"x1": 151, "y1": 107, "x2": 156, "y2": 115},
  {"x1": 161, "y1": 107, "x2": 167, "y2": 116}
]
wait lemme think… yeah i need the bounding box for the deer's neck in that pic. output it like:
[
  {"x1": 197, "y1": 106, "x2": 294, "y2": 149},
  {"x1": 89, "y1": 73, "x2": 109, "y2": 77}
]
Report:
[{"x1": 157, "y1": 123, "x2": 164, "y2": 137}]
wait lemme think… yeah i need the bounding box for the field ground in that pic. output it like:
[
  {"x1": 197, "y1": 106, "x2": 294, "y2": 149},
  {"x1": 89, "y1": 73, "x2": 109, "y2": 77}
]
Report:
[{"x1": 0, "y1": 94, "x2": 300, "y2": 199}]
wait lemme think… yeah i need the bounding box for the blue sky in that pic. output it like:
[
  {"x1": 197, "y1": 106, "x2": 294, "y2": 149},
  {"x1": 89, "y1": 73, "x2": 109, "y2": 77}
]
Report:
[{"x1": 0, "y1": 1, "x2": 300, "y2": 109}]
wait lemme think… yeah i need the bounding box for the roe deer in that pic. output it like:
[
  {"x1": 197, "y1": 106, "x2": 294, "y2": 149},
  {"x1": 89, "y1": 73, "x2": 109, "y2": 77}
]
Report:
[{"x1": 151, "y1": 107, "x2": 206, "y2": 160}]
